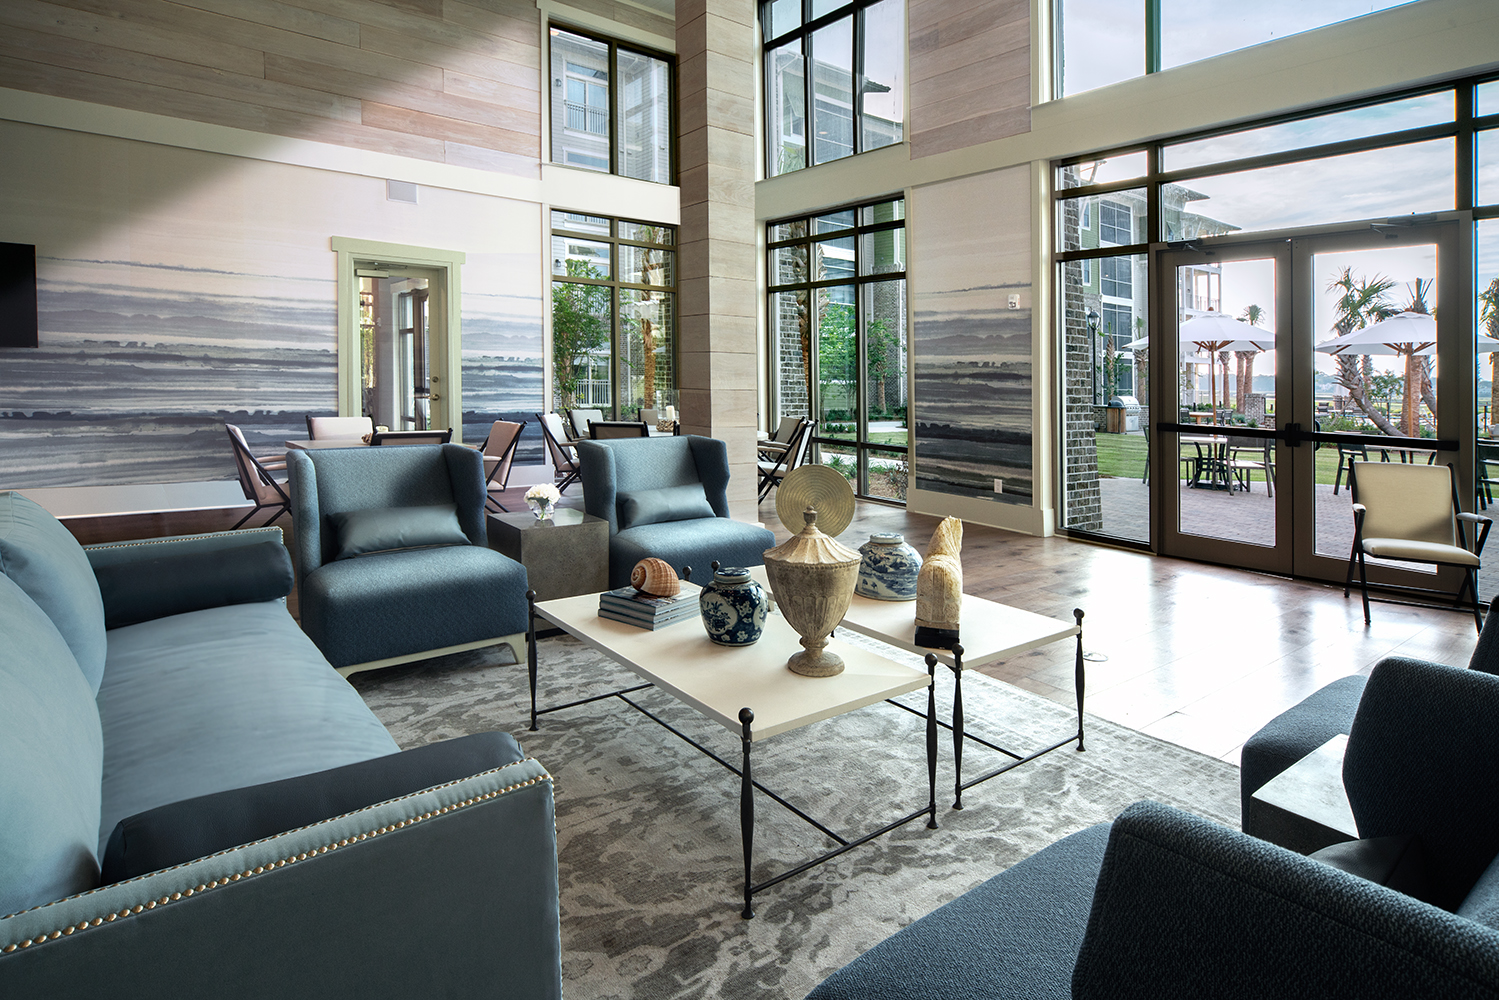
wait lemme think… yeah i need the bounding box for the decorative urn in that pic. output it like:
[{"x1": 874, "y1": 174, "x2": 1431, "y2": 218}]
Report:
[
  {"x1": 762, "y1": 507, "x2": 861, "y2": 677},
  {"x1": 855, "y1": 533, "x2": 922, "y2": 601},
  {"x1": 698, "y1": 565, "x2": 770, "y2": 646}
]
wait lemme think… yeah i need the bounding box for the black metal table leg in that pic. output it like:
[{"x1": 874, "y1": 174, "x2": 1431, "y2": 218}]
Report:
[
  {"x1": 1073, "y1": 609, "x2": 1086, "y2": 752},
  {"x1": 950, "y1": 643, "x2": 966, "y2": 809},
  {"x1": 740, "y1": 707, "x2": 755, "y2": 920},
  {"x1": 924, "y1": 653, "x2": 938, "y2": 829},
  {"x1": 527, "y1": 590, "x2": 539, "y2": 732}
]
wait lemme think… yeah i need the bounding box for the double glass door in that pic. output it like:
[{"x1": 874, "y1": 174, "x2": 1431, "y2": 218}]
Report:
[{"x1": 1153, "y1": 220, "x2": 1468, "y2": 589}]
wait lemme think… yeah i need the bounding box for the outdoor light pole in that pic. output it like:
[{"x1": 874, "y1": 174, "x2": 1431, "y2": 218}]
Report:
[{"x1": 1086, "y1": 308, "x2": 1101, "y2": 405}]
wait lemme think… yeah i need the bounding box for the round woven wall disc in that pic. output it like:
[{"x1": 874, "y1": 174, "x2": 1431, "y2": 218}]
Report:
[{"x1": 776, "y1": 465, "x2": 856, "y2": 537}]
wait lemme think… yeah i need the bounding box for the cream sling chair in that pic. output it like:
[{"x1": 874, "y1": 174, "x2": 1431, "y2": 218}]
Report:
[{"x1": 1345, "y1": 459, "x2": 1492, "y2": 631}]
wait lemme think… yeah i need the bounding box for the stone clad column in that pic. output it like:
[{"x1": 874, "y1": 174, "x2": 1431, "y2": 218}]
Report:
[{"x1": 677, "y1": 0, "x2": 759, "y2": 518}]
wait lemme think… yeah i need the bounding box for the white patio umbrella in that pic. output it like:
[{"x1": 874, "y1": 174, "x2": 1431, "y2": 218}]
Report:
[
  {"x1": 1178, "y1": 311, "x2": 1274, "y2": 413},
  {"x1": 1315, "y1": 311, "x2": 1499, "y2": 435}
]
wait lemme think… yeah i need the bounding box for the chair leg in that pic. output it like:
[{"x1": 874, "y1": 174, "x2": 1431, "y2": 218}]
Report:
[
  {"x1": 1357, "y1": 549, "x2": 1372, "y2": 624},
  {"x1": 1334, "y1": 456, "x2": 1345, "y2": 496},
  {"x1": 231, "y1": 503, "x2": 262, "y2": 531}
]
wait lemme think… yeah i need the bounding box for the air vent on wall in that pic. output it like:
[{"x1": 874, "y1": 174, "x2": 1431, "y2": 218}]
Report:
[{"x1": 386, "y1": 180, "x2": 419, "y2": 204}]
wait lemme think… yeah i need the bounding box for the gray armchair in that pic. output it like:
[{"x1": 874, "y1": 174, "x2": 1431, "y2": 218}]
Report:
[
  {"x1": 808, "y1": 656, "x2": 1499, "y2": 1000},
  {"x1": 578, "y1": 435, "x2": 776, "y2": 588},
  {"x1": 288, "y1": 444, "x2": 529, "y2": 674}
]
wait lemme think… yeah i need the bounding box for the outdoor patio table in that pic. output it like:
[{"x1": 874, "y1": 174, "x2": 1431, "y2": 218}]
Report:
[{"x1": 1180, "y1": 434, "x2": 1234, "y2": 493}]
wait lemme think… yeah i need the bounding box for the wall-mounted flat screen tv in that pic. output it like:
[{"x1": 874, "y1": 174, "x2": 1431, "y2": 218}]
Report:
[{"x1": 0, "y1": 242, "x2": 39, "y2": 349}]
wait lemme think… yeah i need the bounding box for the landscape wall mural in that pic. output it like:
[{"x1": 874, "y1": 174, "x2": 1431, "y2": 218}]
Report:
[
  {"x1": 0, "y1": 121, "x2": 543, "y2": 489},
  {"x1": 910, "y1": 166, "x2": 1034, "y2": 504}
]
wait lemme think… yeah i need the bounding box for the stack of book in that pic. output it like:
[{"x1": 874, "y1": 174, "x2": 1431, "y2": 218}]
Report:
[{"x1": 597, "y1": 587, "x2": 699, "y2": 630}]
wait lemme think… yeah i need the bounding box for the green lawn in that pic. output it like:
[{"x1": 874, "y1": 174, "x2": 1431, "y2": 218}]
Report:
[
  {"x1": 820, "y1": 430, "x2": 909, "y2": 448},
  {"x1": 1093, "y1": 432, "x2": 1353, "y2": 486}
]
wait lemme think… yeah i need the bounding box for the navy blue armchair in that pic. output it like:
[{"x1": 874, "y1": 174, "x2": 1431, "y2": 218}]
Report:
[
  {"x1": 578, "y1": 435, "x2": 776, "y2": 589},
  {"x1": 808, "y1": 656, "x2": 1499, "y2": 1000},
  {"x1": 288, "y1": 444, "x2": 529, "y2": 673}
]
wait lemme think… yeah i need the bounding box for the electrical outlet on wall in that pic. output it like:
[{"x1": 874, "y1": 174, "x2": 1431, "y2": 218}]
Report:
[
  {"x1": 1007, "y1": 294, "x2": 1020, "y2": 309},
  {"x1": 993, "y1": 479, "x2": 1004, "y2": 493}
]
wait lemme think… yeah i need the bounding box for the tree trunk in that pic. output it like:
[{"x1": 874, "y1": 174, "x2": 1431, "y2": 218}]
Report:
[
  {"x1": 1402, "y1": 353, "x2": 1419, "y2": 437},
  {"x1": 641, "y1": 316, "x2": 656, "y2": 408},
  {"x1": 1337, "y1": 355, "x2": 1400, "y2": 436},
  {"x1": 1419, "y1": 356, "x2": 1436, "y2": 423}
]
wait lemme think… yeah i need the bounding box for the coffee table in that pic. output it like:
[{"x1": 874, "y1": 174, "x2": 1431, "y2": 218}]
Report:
[
  {"x1": 749, "y1": 567, "x2": 1085, "y2": 810},
  {"x1": 525, "y1": 587, "x2": 936, "y2": 918}
]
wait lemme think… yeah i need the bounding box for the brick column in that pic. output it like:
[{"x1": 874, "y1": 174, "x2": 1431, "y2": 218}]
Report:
[{"x1": 677, "y1": 0, "x2": 759, "y2": 518}]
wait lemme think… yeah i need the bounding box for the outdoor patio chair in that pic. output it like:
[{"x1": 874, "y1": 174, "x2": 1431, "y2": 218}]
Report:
[
  {"x1": 1226, "y1": 434, "x2": 1275, "y2": 497},
  {"x1": 1333, "y1": 440, "x2": 1368, "y2": 495},
  {"x1": 759, "y1": 415, "x2": 802, "y2": 461},
  {"x1": 306, "y1": 414, "x2": 375, "y2": 440},
  {"x1": 1345, "y1": 460, "x2": 1492, "y2": 631},
  {"x1": 566, "y1": 408, "x2": 604, "y2": 440},
  {"x1": 757, "y1": 417, "x2": 812, "y2": 502},
  {"x1": 479, "y1": 419, "x2": 524, "y2": 513},
  {"x1": 1479, "y1": 440, "x2": 1499, "y2": 511},
  {"x1": 536, "y1": 412, "x2": 582, "y2": 493},
  {"x1": 370, "y1": 428, "x2": 452, "y2": 446},
  {"x1": 589, "y1": 420, "x2": 650, "y2": 439},
  {"x1": 226, "y1": 423, "x2": 292, "y2": 530}
]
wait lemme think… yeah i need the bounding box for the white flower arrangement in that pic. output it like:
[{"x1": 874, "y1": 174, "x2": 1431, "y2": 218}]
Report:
[{"x1": 525, "y1": 484, "x2": 561, "y2": 505}]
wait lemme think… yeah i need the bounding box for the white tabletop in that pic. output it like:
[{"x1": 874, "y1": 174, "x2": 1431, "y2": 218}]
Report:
[
  {"x1": 286, "y1": 438, "x2": 367, "y2": 450},
  {"x1": 533, "y1": 586, "x2": 930, "y2": 741},
  {"x1": 749, "y1": 566, "x2": 1078, "y2": 669}
]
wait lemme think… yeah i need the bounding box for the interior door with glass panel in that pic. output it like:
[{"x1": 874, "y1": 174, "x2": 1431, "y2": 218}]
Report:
[
  {"x1": 356, "y1": 265, "x2": 448, "y2": 433},
  {"x1": 1155, "y1": 242, "x2": 1291, "y2": 574},
  {"x1": 1292, "y1": 222, "x2": 1465, "y2": 590}
]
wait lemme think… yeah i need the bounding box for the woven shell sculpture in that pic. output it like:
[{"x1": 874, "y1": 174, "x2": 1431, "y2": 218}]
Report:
[
  {"x1": 915, "y1": 517, "x2": 963, "y2": 632},
  {"x1": 631, "y1": 557, "x2": 681, "y2": 597}
]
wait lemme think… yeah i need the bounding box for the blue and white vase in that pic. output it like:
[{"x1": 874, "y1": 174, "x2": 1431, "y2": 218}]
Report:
[
  {"x1": 855, "y1": 533, "x2": 922, "y2": 601},
  {"x1": 699, "y1": 566, "x2": 769, "y2": 646}
]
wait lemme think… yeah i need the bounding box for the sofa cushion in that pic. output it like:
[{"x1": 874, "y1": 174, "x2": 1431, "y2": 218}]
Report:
[
  {"x1": 299, "y1": 545, "x2": 529, "y2": 669},
  {"x1": 610, "y1": 518, "x2": 777, "y2": 589},
  {"x1": 102, "y1": 731, "x2": 526, "y2": 882},
  {"x1": 96, "y1": 600, "x2": 399, "y2": 855},
  {"x1": 93, "y1": 539, "x2": 294, "y2": 629},
  {"x1": 1458, "y1": 851, "x2": 1499, "y2": 930},
  {"x1": 617, "y1": 484, "x2": 715, "y2": 530},
  {"x1": 329, "y1": 504, "x2": 469, "y2": 560},
  {"x1": 1309, "y1": 835, "x2": 1433, "y2": 904},
  {"x1": 0, "y1": 574, "x2": 103, "y2": 916},
  {"x1": 807, "y1": 822, "x2": 1112, "y2": 1000},
  {"x1": 0, "y1": 491, "x2": 107, "y2": 693}
]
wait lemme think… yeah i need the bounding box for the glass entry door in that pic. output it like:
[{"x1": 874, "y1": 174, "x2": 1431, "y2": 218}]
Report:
[{"x1": 1153, "y1": 220, "x2": 1468, "y2": 588}]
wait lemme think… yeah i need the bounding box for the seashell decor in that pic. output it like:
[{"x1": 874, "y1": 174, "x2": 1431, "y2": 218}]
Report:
[
  {"x1": 630, "y1": 557, "x2": 681, "y2": 597},
  {"x1": 915, "y1": 517, "x2": 963, "y2": 649}
]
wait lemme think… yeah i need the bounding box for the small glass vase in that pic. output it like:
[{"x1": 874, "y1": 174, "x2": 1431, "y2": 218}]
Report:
[{"x1": 527, "y1": 498, "x2": 555, "y2": 522}]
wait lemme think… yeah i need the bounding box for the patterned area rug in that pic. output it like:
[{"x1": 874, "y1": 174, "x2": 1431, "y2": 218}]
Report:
[{"x1": 350, "y1": 630, "x2": 1240, "y2": 1000}]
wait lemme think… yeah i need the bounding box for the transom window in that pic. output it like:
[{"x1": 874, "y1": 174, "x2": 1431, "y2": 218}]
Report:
[{"x1": 549, "y1": 27, "x2": 674, "y2": 184}]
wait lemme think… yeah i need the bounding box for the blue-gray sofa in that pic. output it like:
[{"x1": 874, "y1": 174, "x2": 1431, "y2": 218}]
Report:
[
  {"x1": 288, "y1": 443, "x2": 530, "y2": 674},
  {"x1": 0, "y1": 491, "x2": 561, "y2": 997},
  {"x1": 807, "y1": 656, "x2": 1499, "y2": 999},
  {"x1": 578, "y1": 434, "x2": 777, "y2": 588}
]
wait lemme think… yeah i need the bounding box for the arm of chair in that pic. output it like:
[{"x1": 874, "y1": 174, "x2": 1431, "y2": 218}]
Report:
[
  {"x1": 0, "y1": 758, "x2": 562, "y2": 1000},
  {"x1": 84, "y1": 528, "x2": 294, "y2": 629},
  {"x1": 1071, "y1": 801, "x2": 1499, "y2": 1000},
  {"x1": 1456, "y1": 512, "x2": 1493, "y2": 556}
]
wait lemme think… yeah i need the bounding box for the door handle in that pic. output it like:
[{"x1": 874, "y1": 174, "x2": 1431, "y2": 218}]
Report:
[
  {"x1": 429, "y1": 393, "x2": 442, "y2": 402},
  {"x1": 1282, "y1": 423, "x2": 1303, "y2": 448}
]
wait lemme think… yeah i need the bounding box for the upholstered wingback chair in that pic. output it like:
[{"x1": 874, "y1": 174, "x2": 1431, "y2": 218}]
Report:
[
  {"x1": 578, "y1": 435, "x2": 776, "y2": 589},
  {"x1": 288, "y1": 444, "x2": 528, "y2": 674}
]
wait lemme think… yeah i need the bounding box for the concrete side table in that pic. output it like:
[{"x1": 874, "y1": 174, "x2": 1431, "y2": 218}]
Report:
[
  {"x1": 1249, "y1": 734, "x2": 1359, "y2": 855},
  {"x1": 486, "y1": 508, "x2": 609, "y2": 602}
]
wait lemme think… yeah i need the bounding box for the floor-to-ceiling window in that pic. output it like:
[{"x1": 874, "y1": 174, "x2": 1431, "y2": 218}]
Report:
[
  {"x1": 549, "y1": 27, "x2": 674, "y2": 184},
  {"x1": 761, "y1": 0, "x2": 904, "y2": 178},
  {"x1": 768, "y1": 196, "x2": 908, "y2": 500},
  {"x1": 550, "y1": 212, "x2": 677, "y2": 417},
  {"x1": 1055, "y1": 75, "x2": 1497, "y2": 597}
]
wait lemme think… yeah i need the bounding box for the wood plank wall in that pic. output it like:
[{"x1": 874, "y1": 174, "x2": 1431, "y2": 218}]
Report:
[
  {"x1": 908, "y1": 0, "x2": 1030, "y2": 159},
  {"x1": 0, "y1": 0, "x2": 554, "y2": 175}
]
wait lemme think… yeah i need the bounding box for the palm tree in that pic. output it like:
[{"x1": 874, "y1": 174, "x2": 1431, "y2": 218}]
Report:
[
  {"x1": 1328, "y1": 267, "x2": 1400, "y2": 436},
  {"x1": 1404, "y1": 278, "x2": 1436, "y2": 435},
  {"x1": 1236, "y1": 304, "x2": 1266, "y2": 413},
  {"x1": 1482, "y1": 277, "x2": 1499, "y2": 429}
]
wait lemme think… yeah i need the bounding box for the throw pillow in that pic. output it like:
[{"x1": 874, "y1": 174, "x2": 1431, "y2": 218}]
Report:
[
  {"x1": 1309, "y1": 834, "x2": 1434, "y2": 904},
  {"x1": 94, "y1": 539, "x2": 295, "y2": 629},
  {"x1": 329, "y1": 504, "x2": 469, "y2": 560},
  {"x1": 101, "y1": 731, "x2": 525, "y2": 883},
  {"x1": 617, "y1": 484, "x2": 716, "y2": 530}
]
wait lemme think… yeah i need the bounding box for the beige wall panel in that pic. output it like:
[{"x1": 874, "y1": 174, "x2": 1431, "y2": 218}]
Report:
[
  {"x1": 0, "y1": 28, "x2": 361, "y2": 122},
  {"x1": 908, "y1": 0, "x2": 1001, "y2": 33},
  {"x1": 442, "y1": 69, "x2": 541, "y2": 107},
  {"x1": 678, "y1": 50, "x2": 708, "y2": 99},
  {"x1": 361, "y1": 101, "x2": 537, "y2": 155},
  {"x1": 916, "y1": 72, "x2": 1029, "y2": 134},
  {"x1": 911, "y1": 106, "x2": 1031, "y2": 159},
  {"x1": 552, "y1": 0, "x2": 673, "y2": 38},
  {"x1": 909, "y1": 22, "x2": 1026, "y2": 87},
  {"x1": 441, "y1": 0, "x2": 539, "y2": 44},
  {"x1": 267, "y1": 55, "x2": 538, "y2": 130},
  {"x1": 442, "y1": 139, "x2": 540, "y2": 175},
  {"x1": 4, "y1": 0, "x2": 265, "y2": 77},
  {"x1": 359, "y1": 25, "x2": 538, "y2": 88},
  {"x1": 165, "y1": 0, "x2": 362, "y2": 45},
  {"x1": 910, "y1": 0, "x2": 1025, "y2": 52},
  {"x1": 706, "y1": 87, "x2": 755, "y2": 136}
]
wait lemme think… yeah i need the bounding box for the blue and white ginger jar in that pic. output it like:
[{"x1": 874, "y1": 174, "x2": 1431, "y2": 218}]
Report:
[
  {"x1": 698, "y1": 566, "x2": 769, "y2": 646},
  {"x1": 855, "y1": 533, "x2": 922, "y2": 601}
]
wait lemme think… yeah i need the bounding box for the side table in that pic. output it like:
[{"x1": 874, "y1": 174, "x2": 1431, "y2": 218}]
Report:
[
  {"x1": 486, "y1": 508, "x2": 608, "y2": 601},
  {"x1": 1248, "y1": 734, "x2": 1358, "y2": 854}
]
